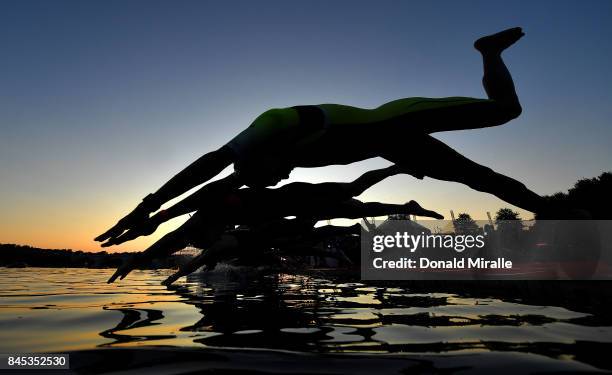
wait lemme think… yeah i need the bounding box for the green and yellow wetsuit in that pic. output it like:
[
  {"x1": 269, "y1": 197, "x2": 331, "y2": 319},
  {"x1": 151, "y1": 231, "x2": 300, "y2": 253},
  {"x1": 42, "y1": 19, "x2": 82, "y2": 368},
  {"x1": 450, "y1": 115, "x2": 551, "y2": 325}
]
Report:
[{"x1": 226, "y1": 97, "x2": 491, "y2": 158}]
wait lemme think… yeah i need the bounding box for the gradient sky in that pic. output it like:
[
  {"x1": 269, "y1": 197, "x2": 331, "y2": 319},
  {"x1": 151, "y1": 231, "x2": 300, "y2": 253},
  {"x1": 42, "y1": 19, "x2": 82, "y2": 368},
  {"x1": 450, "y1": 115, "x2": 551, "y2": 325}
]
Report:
[{"x1": 1, "y1": 0, "x2": 611, "y2": 251}]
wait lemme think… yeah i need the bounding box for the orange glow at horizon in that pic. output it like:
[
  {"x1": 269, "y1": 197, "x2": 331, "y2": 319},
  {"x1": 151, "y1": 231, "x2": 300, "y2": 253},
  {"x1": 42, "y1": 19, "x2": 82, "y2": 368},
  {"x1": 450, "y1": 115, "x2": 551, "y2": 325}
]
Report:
[{"x1": 0, "y1": 168, "x2": 533, "y2": 252}]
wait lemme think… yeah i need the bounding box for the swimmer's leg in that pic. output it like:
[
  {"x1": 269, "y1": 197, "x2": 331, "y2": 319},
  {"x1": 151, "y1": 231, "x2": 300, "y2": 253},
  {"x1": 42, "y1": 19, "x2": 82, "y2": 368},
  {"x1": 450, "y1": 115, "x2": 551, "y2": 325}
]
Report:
[
  {"x1": 345, "y1": 28, "x2": 525, "y2": 133},
  {"x1": 344, "y1": 165, "x2": 403, "y2": 197},
  {"x1": 296, "y1": 165, "x2": 423, "y2": 204},
  {"x1": 475, "y1": 27, "x2": 524, "y2": 105},
  {"x1": 281, "y1": 165, "x2": 405, "y2": 206},
  {"x1": 384, "y1": 135, "x2": 546, "y2": 213},
  {"x1": 321, "y1": 199, "x2": 444, "y2": 220}
]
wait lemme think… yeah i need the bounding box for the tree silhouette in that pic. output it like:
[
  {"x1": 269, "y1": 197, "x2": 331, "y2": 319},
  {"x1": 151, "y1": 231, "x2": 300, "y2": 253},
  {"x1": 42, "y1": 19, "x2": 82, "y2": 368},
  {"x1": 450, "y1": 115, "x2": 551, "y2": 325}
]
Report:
[
  {"x1": 538, "y1": 171, "x2": 612, "y2": 219},
  {"x1": 454, "y1": 213, "x2": 480, "y2": 235},
  {"x1": 494, "y1": 208, "x2": 520, "y2": 222},
  {"x1": 494, "y1": 208, "x2": 522, "y2": 248}
]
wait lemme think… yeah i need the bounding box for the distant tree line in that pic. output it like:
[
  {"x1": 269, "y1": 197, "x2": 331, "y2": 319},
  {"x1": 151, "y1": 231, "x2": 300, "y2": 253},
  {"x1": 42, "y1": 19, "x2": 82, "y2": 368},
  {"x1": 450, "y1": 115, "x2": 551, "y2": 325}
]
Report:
[
  {"x1": 0, "y1": 243, "x2": 188, "y2": 269},
  {"x1": 540, "y1": 171, "x2": 612, "y2": 219},
  {"x1": 456, "y1": 171, "x2": 611, "y2": 224}
]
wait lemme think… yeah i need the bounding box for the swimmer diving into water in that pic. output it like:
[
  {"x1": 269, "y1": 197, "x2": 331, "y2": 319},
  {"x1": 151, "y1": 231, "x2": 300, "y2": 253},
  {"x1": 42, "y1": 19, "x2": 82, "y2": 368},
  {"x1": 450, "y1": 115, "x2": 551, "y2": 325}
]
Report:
[
  {"x1": 159, "y1": 219, "x2": 362, "y2": 286},
  {"x1": 96, "y1": 27, "x2": 548, "y2": 245},
  {"x1": 106, "y1": 165, "x2": 443, "y2": 283}
]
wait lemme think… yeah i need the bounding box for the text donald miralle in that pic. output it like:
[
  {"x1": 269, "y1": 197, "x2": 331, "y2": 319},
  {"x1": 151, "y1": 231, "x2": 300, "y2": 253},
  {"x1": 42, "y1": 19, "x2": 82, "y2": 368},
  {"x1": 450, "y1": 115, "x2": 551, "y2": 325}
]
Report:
[{"x1": 370, "y1": 232, "x2": 513, "y2": 270}]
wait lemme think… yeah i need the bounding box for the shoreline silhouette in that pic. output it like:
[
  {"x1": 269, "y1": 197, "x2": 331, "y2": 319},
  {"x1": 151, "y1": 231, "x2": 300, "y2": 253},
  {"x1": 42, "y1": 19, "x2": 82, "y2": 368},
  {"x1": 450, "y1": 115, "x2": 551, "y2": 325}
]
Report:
[{"x1": 0, "y1": 244, "x2": 191, "y2": 269}]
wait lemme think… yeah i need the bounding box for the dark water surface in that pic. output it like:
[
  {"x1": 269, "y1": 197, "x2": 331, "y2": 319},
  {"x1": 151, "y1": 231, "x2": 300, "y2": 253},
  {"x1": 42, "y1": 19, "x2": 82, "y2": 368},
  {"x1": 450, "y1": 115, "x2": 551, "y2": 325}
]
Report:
[{"x1": 1, "y1": 267, "x2": 612, "y2": 372}]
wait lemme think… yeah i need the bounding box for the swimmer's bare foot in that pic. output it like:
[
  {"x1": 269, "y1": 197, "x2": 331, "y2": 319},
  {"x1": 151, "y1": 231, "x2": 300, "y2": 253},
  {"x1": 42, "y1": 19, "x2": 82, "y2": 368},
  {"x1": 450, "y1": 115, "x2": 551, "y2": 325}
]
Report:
[
  {"x1": 474, "y1": 27, "x2": 524, "y2": 55},
  {"x1": 405, "y1": 200, "x2": 444, "y2": 220},
  {"x1": 394, "y1": 163, "x2": 425, "y2": 180}
]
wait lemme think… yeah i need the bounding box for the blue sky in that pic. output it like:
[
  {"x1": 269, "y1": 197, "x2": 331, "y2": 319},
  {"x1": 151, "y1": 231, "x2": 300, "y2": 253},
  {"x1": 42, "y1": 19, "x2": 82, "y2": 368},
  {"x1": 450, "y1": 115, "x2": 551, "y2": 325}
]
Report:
[{"x1": 1, "y1": 0, "x2": 611, "y2": 250}]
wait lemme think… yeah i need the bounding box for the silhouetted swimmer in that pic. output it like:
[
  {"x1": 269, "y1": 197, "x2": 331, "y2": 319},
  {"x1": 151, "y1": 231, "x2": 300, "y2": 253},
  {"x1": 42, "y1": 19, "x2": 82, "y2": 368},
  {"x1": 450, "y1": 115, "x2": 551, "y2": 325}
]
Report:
[
  {"x1": 111, "y1": 198, "x2": 437, "y2": 283},
  {"x1": 162, "y1": 218, "x2": 334, "y2": 285},
  {"x1": 107, "y1": 165, "x2": 443, "y2": 283},
  {"x1": 97, "y1": 27, "x2": 545, "y2": 246},
  {"x1": 102, "y1": 165, "x2": 434, "y2": 248},
  {"x1": 161, "y1": 199, "x2": 433, "y2": 286}
]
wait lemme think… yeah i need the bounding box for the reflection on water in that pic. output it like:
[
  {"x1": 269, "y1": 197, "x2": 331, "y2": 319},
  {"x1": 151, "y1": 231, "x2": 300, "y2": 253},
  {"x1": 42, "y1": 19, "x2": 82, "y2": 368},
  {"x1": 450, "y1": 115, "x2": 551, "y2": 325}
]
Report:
[{"x1": 1, "y1": 267, "x2": 612, "y2": 370}]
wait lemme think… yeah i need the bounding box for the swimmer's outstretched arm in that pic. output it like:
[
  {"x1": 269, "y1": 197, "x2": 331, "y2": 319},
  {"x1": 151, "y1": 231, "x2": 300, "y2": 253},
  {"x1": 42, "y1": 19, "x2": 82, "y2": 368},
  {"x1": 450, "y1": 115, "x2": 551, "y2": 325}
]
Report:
[
  {"x1": 100, "y1": 173, "x2": 241, "y2": 247},
  {"x1": 107, "y1": 215, "x2": 196, "y2": 283},
  {"x1": 148, "y1": 146, "x2": 236, "y2": 211},
  {"x1": 95, "y1": 145, "x2": 236, "y2": 243}
]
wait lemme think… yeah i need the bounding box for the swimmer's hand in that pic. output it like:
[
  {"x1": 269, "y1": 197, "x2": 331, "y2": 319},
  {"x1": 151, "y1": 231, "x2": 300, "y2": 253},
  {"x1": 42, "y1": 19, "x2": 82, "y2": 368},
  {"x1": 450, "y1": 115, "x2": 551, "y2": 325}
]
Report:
[
  {"x1": 108, "y1": 253, "x2": 147, "y2": 283},
  {"x1": 95, "y1": 194, "x2": 159, "y2": 243},
  {"x1": 101, "y1": 216, "x2": 162, "y2": 248}
]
